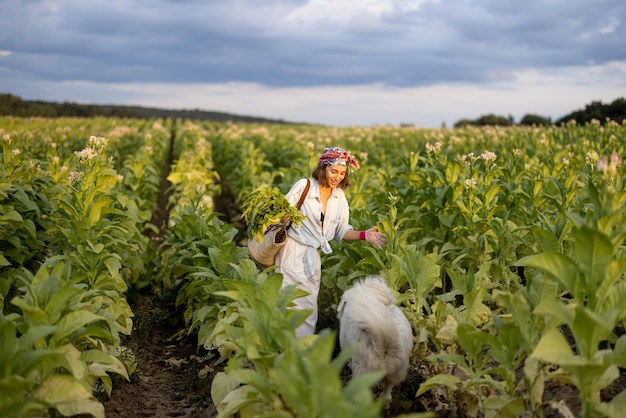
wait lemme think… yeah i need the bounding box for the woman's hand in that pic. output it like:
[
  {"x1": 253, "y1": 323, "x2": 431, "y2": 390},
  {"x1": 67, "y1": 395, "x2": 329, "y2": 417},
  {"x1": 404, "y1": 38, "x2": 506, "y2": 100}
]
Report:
[{"x1": 365, "y1": 226, "x2": 386, "y2": 249}]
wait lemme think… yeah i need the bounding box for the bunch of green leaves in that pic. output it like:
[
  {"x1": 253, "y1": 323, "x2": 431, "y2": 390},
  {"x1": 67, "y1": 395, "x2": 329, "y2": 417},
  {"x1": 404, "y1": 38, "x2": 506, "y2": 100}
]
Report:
[{"x1": 241, "y1": 186, "x2": 306, "y2": 242}]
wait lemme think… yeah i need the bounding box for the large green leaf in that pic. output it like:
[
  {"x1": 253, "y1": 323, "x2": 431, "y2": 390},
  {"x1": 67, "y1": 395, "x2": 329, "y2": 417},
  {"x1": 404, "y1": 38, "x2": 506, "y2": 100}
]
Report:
[
  {"x1": 530, "y1": 328, "x2": 578, "y2": 365},
  {"x1": 416, "y1": 374, "x2": 461, "y2": 397},
  {"x1": 572, "y1": 225, "x2": 613, "y2": 301},
  {"x1": 516, "y1": 252, "x2": 580, "y2": 295},
  {"x1": 35, "y1": 375, "x2": 104, "y2": 418},
  {"x1": 51, "y1": 311, "x2": 104, "y2": 345}
]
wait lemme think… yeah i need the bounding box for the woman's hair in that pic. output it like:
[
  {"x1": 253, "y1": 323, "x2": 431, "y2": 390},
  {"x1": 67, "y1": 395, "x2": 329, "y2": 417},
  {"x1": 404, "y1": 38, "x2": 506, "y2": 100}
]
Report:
[{"x1": 312, "y1": 163, "x2": 351, "y2": 189}]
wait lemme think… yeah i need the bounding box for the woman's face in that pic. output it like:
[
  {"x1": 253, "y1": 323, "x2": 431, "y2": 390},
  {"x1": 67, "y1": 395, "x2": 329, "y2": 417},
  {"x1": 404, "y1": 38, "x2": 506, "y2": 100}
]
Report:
[{"x1": 325, "y1": 165, "x2": 347, "y2": 188}]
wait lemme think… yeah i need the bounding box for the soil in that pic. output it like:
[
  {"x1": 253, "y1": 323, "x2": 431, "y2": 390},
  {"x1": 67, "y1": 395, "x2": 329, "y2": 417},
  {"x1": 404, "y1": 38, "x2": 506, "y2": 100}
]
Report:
[
  {"x1": 102, "y1": 293, "x2": 218, "y2": 418},
  {"x1": 101, "y1": 149, "x2": 624, "y2": 418}
]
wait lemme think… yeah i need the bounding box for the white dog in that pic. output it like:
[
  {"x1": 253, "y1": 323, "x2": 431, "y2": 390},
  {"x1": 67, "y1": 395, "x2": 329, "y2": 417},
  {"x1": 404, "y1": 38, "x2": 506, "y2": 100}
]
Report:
[{"x1": 337, "y1": 275, "x2": 413, "y2": 408}]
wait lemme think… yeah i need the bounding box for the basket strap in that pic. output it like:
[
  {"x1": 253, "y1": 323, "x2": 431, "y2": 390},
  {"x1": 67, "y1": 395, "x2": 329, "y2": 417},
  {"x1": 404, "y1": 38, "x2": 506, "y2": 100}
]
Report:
[{"x1": 295, "y1": 179, "x2": 311, "y2": 210}]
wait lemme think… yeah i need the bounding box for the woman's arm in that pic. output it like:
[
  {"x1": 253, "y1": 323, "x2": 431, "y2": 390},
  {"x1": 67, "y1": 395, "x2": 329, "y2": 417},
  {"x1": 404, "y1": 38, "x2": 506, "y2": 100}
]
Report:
[{"x1": 344, "y1": 226, "x2": 387, "y2": 248}]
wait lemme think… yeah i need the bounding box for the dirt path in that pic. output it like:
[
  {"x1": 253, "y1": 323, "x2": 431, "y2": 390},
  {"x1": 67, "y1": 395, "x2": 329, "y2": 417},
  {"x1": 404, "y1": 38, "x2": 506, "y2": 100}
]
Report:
[
  {"x1": 104, "y1": 133, "x2": 221, "y2": 418},
  {"x1": 103, "y1": 294, "x2": 217, "y2": 418}
]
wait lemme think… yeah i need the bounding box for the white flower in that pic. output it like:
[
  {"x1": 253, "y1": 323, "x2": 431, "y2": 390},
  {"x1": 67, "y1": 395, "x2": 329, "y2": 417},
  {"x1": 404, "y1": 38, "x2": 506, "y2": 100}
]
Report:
[
  {"x1": 75, "y1": 147, "x2": 97, "y2": 160},
  {"x1": 464, "y1": 178, "x2": 477, "y2": 188},
  {"x1": 480, "y1": 151, "x2": 497, "y2": 163},
  {"x1": 89, "y1": 135, "x2": 108, "y2": 147},
  {"x1": 586, "y1": 151, "x2": 599, "y2": 165},
  {"x1": 425, "y1": 142, "x2": 442, "y2": 153}
]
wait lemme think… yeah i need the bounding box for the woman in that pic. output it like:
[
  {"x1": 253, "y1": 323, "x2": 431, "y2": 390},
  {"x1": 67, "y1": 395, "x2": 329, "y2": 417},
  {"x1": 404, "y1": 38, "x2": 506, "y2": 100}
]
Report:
[{"x1": 275, "y1": 146, "x2": 387, "y2": 338}]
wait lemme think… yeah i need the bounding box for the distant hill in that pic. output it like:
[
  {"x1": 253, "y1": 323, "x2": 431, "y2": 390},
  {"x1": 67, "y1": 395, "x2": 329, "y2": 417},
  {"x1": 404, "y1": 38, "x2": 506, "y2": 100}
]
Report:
[{"x1": 0, "y1": 93, "x2": 303, "y2": 125}]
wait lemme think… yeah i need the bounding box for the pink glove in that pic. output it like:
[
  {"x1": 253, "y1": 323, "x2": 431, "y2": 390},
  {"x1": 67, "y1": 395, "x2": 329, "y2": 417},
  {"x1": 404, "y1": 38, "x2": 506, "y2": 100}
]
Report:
[{"x1": 365, "y1": 226, "x2": 386, "y2": 249}]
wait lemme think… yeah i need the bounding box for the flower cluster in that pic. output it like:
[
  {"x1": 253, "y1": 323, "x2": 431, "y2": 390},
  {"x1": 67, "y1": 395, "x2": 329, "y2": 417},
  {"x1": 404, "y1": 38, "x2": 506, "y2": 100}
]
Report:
[
  {"x1": 480, "y1": 151, "x2": 497, "y2": 164},
  {"x1": 425, "y1": 142, "x2": 442, "y2": 153},
  {"x1": 464, "y1": 178, "x2": 477, "y2": 189},
  {"x1": 586, "y1": 150, "x2": 599, "y2": 166},
  {"x1": 75, "y1": 147, "x2": 98, "y2": 161},
  {"x1": 318, "y1": 146, "x2": 360, "y2": 169},
  {"x1": 89, "y1": 135, "x2": 108, "y2": 148}
]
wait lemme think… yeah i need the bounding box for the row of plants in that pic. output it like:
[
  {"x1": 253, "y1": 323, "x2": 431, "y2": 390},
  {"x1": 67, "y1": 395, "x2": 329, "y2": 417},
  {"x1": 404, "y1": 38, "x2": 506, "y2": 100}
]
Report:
[
  {"x1": 0, "y1": 118, "x2": 171, "y2": 417},
  {"x1": 193, "y1": 120, "x2": 626, "y2": 416}
]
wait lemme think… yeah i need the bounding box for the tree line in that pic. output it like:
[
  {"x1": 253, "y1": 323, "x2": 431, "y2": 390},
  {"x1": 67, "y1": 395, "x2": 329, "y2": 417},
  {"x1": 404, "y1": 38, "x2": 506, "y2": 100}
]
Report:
[
  {"x1": 0, "y1": 93, "x2": 297, "y2": 125},
  {"x1": 1, "y1": 92, "x2": 624, "y2": 128},
  {"x1": 453, "y1": 97, "x2": 626, "y2": 128}
]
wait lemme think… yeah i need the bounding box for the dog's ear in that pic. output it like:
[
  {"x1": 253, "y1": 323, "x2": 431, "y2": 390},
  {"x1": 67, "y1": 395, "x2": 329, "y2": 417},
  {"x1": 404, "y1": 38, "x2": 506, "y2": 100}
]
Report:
[{"x1": 337, "y1": 298, "x2": 347, "y2": 317}]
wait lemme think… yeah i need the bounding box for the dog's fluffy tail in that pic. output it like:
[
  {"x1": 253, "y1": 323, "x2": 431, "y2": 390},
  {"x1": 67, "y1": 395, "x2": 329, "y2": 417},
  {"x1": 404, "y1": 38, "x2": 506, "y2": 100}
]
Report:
[{"x1": 338, "y1": 276, "x2": 411, "y2": 380}]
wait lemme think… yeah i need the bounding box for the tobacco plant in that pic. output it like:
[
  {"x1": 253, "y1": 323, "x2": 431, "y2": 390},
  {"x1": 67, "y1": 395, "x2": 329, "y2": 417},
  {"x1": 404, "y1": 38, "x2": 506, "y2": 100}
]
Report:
[{"x1": 517, "y1": 182, "x2": 626, "y2": 418}]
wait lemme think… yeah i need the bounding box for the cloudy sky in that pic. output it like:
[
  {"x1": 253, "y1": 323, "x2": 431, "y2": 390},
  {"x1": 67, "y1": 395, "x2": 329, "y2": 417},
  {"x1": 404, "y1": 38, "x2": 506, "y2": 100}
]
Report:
[{"x1": 1, "y1": 0, "x2": 624, "y2": 127}]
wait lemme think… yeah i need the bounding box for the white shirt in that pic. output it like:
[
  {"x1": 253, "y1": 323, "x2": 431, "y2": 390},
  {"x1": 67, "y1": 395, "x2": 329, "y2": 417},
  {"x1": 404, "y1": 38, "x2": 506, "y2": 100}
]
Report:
[{"x1": 285, "y1": 178, "x2": 354, "y2": 275}]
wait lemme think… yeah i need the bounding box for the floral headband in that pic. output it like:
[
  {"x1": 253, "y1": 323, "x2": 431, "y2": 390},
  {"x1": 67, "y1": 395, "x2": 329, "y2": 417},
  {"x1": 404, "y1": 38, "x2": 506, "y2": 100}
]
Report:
[{"x1": 318, "y1": 146, "x2": 360, "y2": 169}]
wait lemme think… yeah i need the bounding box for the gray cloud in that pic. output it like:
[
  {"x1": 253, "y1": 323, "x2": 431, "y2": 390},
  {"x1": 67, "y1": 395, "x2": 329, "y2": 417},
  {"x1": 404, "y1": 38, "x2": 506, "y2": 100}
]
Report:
[
  {"x1": 0, "y1": 0, "x2": 624, "y2": 128},
  {"x1": 1, "y1": 0, "x2": 624, "y2": 88}
]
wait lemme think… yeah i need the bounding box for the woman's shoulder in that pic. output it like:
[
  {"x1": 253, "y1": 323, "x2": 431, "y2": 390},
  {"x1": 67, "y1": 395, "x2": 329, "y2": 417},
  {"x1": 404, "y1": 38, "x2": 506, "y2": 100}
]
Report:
[
  {"x1": 332, "y1": 186, "x2": 347, "y2": 199},
  {"x1": 287, "y1": 177, "x2": 313, "y2": 195},
  {"x1": 295, "y1": 177, "x2": 311, "y2": 185}
]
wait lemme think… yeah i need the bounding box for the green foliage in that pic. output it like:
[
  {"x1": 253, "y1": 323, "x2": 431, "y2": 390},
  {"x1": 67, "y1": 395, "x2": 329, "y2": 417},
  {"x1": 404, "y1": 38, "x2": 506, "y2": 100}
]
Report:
[
  {"x1": 159, "y1": 207, "x2": 249, "y2": 347},
  {"x1": 3, "y1": 116, "x2": 626, "y2": 416},
  {"x1": 519, "y1": 113, "x2": 552, "y2": 126},
  {"x1": 516, "y1": 187, "x2": 626, "y2": 417},
  {"x1": 241, "y1": 186, "x2": 307, "y2": 242},
  {"x1": 166, "y1": 130, "x2": 221, "y2": 220},
  {"x1": 0, "y1": 311, "x2": 107, "y2": 417},
  {"x1": 557, "y1": 97, "x2": 626, "y2": 125},
  {"x1": 0, "y1": 260, "x2": 135, "y2": 417},
  {"x1": 210, "y1": 274, "x2": 383, "y2": 418},
  {"x1": 0, "y1": 93, "x2": 294, "y2": 123},
  {"x1": 118, "y1": 122, "x2": 171, "y2": 223},
  {"x1": 453, "y1": 113, "x2": 512, "y2": 127},
  {"x1": 0, "y1": 118, "x2": 168, "y2": 416}
]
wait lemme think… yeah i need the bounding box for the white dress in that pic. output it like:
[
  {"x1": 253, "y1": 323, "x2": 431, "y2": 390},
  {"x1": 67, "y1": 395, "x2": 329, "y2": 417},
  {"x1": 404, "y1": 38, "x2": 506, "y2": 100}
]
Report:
[{"x1": 275, "y1": 177, "x2": 354, "y2": 338}]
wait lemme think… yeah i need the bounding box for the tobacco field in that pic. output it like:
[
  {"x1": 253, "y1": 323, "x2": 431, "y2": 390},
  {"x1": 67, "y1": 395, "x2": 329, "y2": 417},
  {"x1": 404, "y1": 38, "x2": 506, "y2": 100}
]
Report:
[{"x1": 1, "y1": 116, "x2": 626, "y2": 418}]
